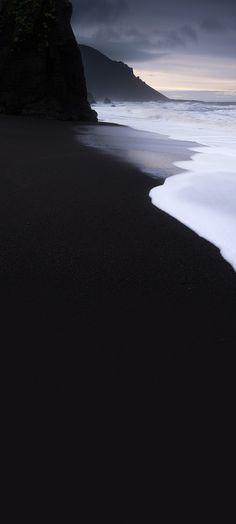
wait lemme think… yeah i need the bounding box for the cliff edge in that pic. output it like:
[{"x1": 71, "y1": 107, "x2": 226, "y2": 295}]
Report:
[{"x1": 0, "y1": 0, "x2": 97, "y2": 121}]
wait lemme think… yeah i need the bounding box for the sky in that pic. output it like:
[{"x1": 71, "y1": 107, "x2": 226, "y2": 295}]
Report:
[{"x1": 72, "y1": 0, "x2": 236, "y2": 92}]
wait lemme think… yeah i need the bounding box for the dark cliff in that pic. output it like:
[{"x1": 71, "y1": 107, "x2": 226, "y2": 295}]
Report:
[
  {"x1": 0, "y1": 0, "x2": 97, "y2": 121},
  {"x1": 79, "y1": 44, "x2": 167, "y2": 102}
]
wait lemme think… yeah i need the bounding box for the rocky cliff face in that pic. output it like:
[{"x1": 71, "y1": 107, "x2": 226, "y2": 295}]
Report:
[{"x1": 0, "y1": 0, "x2": 97, "y2": 120}]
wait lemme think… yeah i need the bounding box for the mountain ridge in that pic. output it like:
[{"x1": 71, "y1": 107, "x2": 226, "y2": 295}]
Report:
[{"x1": 79, "y1": 44, "x2": 167, "y2": 103}]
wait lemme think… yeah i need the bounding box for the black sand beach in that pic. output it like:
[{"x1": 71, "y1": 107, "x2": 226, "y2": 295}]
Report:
[
  {"x1": 1, "y1": 114, "x2": 235, "y2": 518},
  {"x1": 1, "y1": 115, "x2": 235, "y2": 398}
]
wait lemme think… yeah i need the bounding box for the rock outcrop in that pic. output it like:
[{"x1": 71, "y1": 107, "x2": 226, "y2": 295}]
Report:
[
  {"x1": 87, "y1": 92, "x2": 96, "y2": 105},
  {"x1": 0, "y1": 0, "x2": 97, "y2": 120},
  {"x1": 79, "y1": 44, "x2": 167, "y2": 102}
]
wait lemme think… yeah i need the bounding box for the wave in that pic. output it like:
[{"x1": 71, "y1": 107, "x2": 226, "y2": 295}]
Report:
[{"x1": 89, "y1": 100, "x2": 236, "y2": 270}]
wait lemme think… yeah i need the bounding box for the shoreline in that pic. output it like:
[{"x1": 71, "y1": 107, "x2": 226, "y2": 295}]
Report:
[
  {"x1": 0, "y1": 114, "x2": 235, "y2": 391},
  {"x1": 94, "y1": 101, "x2": 236, "y2": 271},
  {"x1": 77, "y1": 119, "x2": 199, "y2": 179}
]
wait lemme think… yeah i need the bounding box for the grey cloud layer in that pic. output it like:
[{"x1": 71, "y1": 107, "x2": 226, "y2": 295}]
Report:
[
  {"x1": 72, "y1": 0, "x2": 236, "y2": 64},
  {"x1": 73, "y1": 0, "x2": 128, "y2": 24}
]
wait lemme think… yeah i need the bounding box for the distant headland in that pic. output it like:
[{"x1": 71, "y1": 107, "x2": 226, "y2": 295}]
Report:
[{"x1": 79, "y1": 44, "x2": 167, "y2": 103}]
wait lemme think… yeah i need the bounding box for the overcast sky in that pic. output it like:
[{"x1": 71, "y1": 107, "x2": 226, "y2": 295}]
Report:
[{"x1": 72, "y1": 0, "x2": 236, "y2": 91}]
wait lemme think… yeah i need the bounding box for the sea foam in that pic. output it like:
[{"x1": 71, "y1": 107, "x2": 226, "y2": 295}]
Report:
[{"x1": 95, "y1": 98, "x2": 236, "y2": 271}]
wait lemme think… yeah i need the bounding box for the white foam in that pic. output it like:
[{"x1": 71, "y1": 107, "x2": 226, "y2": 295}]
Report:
[{"x1": 96, "y1": 100, "x2": 236, "y2": 270}]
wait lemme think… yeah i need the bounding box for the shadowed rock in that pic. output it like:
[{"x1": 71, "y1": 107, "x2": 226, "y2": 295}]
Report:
[
  {"x1": 104, "y1": 97, "x2": 112, "y2": 104},
  {"x1": 0, "y1": 0, "x2": 97, "y2": 121},
  {"x1": 88, "y1": 92, "x2": 96, "y2": 105}
]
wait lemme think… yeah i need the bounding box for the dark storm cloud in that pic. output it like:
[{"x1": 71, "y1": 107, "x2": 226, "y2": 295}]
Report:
[
  {"x1": 200, "y1": 17, "x2": 225, "y2": 32},
  {"x1": 180, "y1": 25, "x2": 198, "y2": 43},
  {"x1": 72, "y1": 0, "x2": 128, "y2": 24},
  {"x1": 72, "y1": 0, "x2": 236, "y2": 65}
]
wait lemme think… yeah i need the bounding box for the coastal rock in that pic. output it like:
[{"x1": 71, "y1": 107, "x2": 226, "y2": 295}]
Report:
[
  {"x1": 88, "y1": 92, "x2": 96, "y2": 105},
  {"x1": 104, "y1": 97, "x2": 112, "y2": 104},
  {"x1": 0, "y1": 0, "x2": 97, "y2": 121}
]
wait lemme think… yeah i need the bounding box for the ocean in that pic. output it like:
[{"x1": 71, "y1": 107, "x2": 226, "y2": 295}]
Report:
[{"x1": 83, "y1": 91, "x2": 236, "y2": 270}]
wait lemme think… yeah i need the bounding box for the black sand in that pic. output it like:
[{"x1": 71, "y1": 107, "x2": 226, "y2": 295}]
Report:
[
  {"x1": 1, "y1": 114, "x2": 235, "y2": 518},
  {"x1": 1, "y1": 115, "x2": 235, "y2": 397}
]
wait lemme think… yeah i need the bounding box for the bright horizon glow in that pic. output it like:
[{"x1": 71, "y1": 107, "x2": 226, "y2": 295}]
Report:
[
  {"x1": 134, "y1": 68, "x2": 236, "y2": 92},
  {"x1": 160, "y1": 88, "x2": 236, "y2": 92},
  {"x1": 134, "y1": 53, "x2": 236, "y2": 92}
]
